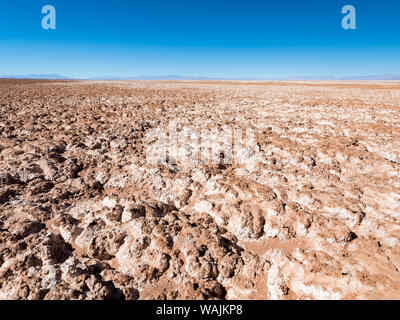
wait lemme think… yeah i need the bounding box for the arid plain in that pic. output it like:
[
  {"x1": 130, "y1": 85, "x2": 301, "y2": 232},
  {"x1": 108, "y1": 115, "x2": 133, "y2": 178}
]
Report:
[{"x1": 1, "y1": 79, "x2": 400, "y2": 299}]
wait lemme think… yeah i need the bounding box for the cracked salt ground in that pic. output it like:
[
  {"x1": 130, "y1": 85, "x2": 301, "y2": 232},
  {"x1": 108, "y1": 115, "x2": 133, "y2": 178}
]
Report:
[{"x1": 0, "y1": 79, "x2": 400, "y2": 299}]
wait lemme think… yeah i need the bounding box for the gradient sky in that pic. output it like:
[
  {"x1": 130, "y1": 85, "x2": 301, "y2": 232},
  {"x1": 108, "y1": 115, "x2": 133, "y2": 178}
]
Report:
[{"x1": 0, "y1": 0, "x2": 399, "y2": 78}]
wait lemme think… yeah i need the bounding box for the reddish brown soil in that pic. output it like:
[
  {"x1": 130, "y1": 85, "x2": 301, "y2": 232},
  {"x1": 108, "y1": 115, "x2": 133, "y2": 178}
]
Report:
[{"x1": 1, "y1": 80, "x2": 400, "y2": 300}]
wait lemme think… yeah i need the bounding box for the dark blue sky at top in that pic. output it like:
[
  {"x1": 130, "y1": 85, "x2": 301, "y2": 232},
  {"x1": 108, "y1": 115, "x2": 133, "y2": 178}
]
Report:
[{"x1": 0, "y1": 0, "x2": 399, "y2": 77}]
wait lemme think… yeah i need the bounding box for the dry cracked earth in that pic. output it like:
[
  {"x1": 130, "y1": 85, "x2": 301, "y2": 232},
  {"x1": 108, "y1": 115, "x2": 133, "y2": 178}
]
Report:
[{"x1": 1, "y1": 79, "x2": 400, "y2": 300}]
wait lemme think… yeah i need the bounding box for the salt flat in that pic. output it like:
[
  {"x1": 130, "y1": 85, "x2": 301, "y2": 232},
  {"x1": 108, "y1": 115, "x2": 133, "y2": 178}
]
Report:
[{"x1": 0, "y1": 79, "x2": 399, "y2": 299}]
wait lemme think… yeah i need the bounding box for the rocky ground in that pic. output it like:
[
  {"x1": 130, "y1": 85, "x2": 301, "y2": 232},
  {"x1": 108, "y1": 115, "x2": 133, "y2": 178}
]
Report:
[{"x1": 0, "y1": 79, "x2": 400, "y2": 300}]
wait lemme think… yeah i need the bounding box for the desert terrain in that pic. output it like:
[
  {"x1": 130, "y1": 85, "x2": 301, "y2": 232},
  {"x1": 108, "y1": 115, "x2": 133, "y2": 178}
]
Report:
[{"x1": 0, "y1": 79, "x2": 399, "y2": 300}]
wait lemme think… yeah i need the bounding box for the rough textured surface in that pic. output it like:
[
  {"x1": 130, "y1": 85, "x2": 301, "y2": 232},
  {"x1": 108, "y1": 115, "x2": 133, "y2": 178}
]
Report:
[{"x1": 1, "y1": 79, "x2": 400, "y2": 300}]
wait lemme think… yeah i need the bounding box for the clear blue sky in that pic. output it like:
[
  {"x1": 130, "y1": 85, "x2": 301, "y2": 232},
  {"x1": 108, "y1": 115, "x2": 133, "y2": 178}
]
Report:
[{"x1": 0, "y1": 0, "x2": 399, "y2": 78}]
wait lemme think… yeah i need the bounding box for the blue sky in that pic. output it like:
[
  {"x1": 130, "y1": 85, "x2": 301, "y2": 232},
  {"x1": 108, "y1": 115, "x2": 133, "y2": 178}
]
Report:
[{"x1": 0, "y1": 0, "x2": 399, "y2": 78}]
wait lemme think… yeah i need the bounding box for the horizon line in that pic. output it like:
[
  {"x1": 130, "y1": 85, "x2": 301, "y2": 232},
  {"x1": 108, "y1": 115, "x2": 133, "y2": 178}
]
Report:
[{"x1": 2, "y1": 73, "x2": 400, "y2": 81}]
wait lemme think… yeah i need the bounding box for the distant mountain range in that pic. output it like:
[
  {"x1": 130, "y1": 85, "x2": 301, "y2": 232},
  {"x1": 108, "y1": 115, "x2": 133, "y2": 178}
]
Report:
[
  {"x1": 0, "y1": 74, "x2": 71, "y2": 80},
  {"x1": 282, "y1": 75, "x2": 400, "y2": 81},
  {"x1": 85, "y1": 75, "x2": 227, "y2": 80},
  {"x1": 1, "y1": 73, "x2": 400, "y2": 81},
  {"x1": 0, "y1": 74, "x2": 222, "y2": 80}
]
